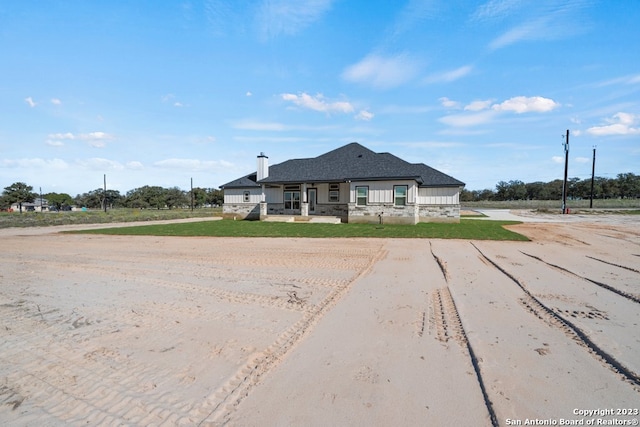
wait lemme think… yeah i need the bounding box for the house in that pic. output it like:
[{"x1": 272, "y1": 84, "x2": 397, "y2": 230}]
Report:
[
  {"x1": 10, "y1": 197, "x2": 48, "y2": 212},
  {"x1": 220, "y1": 142, "x2": 465, "y2": 224}
]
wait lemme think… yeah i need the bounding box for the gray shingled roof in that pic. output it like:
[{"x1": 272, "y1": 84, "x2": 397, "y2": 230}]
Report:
[{"x1": 221, "y1": 142, "x2": 464, "y2": 188}]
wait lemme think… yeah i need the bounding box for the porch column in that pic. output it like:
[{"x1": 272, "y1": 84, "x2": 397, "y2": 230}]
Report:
[
  {"x1": 301, "y1": 183, "x2": 309, "y2": 216},
  {"x1": 259, "y1": 201, "x2": 267, "y2": 219}
]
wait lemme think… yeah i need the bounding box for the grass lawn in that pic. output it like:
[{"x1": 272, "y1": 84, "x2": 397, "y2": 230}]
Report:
[{"x1": 69, "y1": 219, "x2": 530, "y2": 241}]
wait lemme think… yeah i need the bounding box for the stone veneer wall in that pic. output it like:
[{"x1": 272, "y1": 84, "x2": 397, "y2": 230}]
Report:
[
  {"x1": 222, "y1": 203, "x2": 260, "y2": 220},
  {"x1": 348, "y1": 204, "x2": 460, "y2": 224},
  {"x1": 224, "y1": 202, "x2": 459, "y2": 223},
  {"x1": 347, "y1": 204, "x2": 418, "y2": 225},
  {"x1": 314, "y1": 203, "x2": 349, "y2": 222},
  {"x1": 417, "y1": 205, "x2": 460, "y2": 223}
]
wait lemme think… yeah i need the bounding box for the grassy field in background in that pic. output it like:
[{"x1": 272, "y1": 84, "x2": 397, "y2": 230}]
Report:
[
  {"x1": 0, "y1": 208, "x2": 220, "y2": 229},
  {"x1": 68, "y1": 219, "x2": 530, "y2": 241},
  {"x1": 463, "y1": 198, "x2": 640, "y2": 210}
]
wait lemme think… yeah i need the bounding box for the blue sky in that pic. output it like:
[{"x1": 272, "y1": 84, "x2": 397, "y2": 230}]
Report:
[{"x1": 1, "y1": 0, "x2": 638, "y2": 195}]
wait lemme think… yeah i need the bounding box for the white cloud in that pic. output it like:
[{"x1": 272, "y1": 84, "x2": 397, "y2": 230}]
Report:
[
  {"x1": 439, "y1": 110, "x2": 497, "y2": 127},
  {"x1": 48, "y1": 132, "x2": 76, "y2": 140},
  {"x1": 575, "y1": 157, "x2": 590, "y2": 163},
  {"x1": 439, "y1": 97, "x2": 461, "y2": 109},
  {"x1": 439, "y1": 95, "x2": 559, "y2": 129},
  {"x1": 25, "y1": 97, "x2": 37, "y2": 108},
  {"x1": 587, "y1": 112, "x2": 640, "y2": 136},
  {"x1": 281, "y1": 92, "x2": 354, "y2": 114},
  {"x1": 257, "y1": 0, "x2": 334, "y2": 40},
  {"x1": 342, "y1": 54, "x2": 420, "y2": 89},
  {"x1": 471, "y1": 0, "x2": 523, "y2": 22},
  {"x1": 76, "y1": 158, "x2": 124, "y2": 170},
  {"x1": 1, "y1": 158, "x2": 69, "y2": 169},
  {"x1": 491, "y1": 96, "x2": 559, "y2": 113},
  {"x1": 465, "y1": 99, "x2": 493, "y2": 111},
  {"x1": 485, "y1": 1, "x2": 591, "y2": 50},
  {"x1": 51, "y1": 98, "x2": 62, "y2": 105},
  {"x1": 489, "y1": 18, "x2": 545, "y2": 50},
  {"x1": 355, "y1": 110, "x2": 374, "y2": 121},
  {"x1": 424, "y1": 65, "x2": 473, "y2": 84},
  {"x1": 596, "y1": 74, "x2": 640, "y2": 87},
  {"x1": 246, "y1": 91, "x2": 253, "y2": 97},
  {"x1": 551, "y1": 156, "x2": 564, "y2": 164},
  {"x1": 45, "y1": 131, "x2": 114, "y2": 147},
  {"x1": 126, "y1": 161, "x2": 144, "y2": 170}
]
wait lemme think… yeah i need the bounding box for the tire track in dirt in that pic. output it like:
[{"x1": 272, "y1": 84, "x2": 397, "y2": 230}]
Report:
[
  {"x1": 0, "y1": 234, "x2": 386, "y2": 425},
  {"x1": 192, "y1": 246, "x2": 388, "y2": 426},
  {"x1": 472, "y1": 243, "x2": 640, "y2": 390},
  {"x1": 520, "y1": 251, "x2": 640, "y2": 304},
  {"x1": 585, "y1": 255, "x2": 640, "y2": 274},
  {"x1": 429, "y1": 243, "x2": 499, "y2": 427}
]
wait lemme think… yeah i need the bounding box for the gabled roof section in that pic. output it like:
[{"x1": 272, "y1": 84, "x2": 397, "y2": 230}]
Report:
[
  {"x1": 221, "y1": 142, "x2": 464, "y2": 188},
  {"x1": 220, "y1": 172, "x2": 260, "y2": 189}
]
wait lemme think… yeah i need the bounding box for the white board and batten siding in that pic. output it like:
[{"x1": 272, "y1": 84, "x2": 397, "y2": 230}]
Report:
[
  {"x1": 348, "y1": 180, "x2": 416, "y2": 204},
  {"x1": 223, "y1": 188, "x2": 263, "y2": 204},
  {"x1": 417, "y1": 187, "x2": 460, "y2": 205},
  {"x1": 347, "y1": 181, "x2": 459, "y2": 205}
]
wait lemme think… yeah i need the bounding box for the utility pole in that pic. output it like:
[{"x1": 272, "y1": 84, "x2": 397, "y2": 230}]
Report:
[
  {"x1": 590, "y1": 146, "x2": 596, "y2": 208},
  {"x1": 561, "y1": 130, "x2": 569, "y2": 214},
  {"x1": 190, "y1": 177, "x2": 194, "y2": 211},
  {"x1": 103, "y1": 174, "x2": 107, "y2": 213}
]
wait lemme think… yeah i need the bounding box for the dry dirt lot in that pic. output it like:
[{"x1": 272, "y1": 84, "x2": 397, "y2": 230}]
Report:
[{"x1": 0, "y1": 214, "x2": 638, "y2": 426}]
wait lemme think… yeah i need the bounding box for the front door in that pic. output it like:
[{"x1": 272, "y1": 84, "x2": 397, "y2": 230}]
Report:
[{"x1": 307, "y1": 188, "x2": 317, "y2": 214}]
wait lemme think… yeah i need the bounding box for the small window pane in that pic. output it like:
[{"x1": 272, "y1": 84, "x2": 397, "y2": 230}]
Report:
[
  {"x1": 394, "y1": 186, "x2": 407, "y2": 206},
  {"x1": 356, "y1": 187, "x2": 368, "y2": 206}
]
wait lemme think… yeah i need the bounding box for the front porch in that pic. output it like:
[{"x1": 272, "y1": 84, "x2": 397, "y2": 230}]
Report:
[{"x1": 260, "y1": 201, "x2": 345, "y2": 223}]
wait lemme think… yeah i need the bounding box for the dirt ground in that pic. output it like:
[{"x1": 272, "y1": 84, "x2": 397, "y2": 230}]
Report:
[{"x1": 0, "y1": 213, "x2": 638, "y2": 426}]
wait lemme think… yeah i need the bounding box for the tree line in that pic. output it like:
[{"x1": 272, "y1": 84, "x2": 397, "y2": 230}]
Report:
[
  {"x1": 2, "y1": 173, "x2": 638, "y2": 212},
  {"x1": 0, "y1": 182, "x2": 223, "y2": 212},
  {"x1": 461, "y1": 173, "x2": 640, "y2": 202}
]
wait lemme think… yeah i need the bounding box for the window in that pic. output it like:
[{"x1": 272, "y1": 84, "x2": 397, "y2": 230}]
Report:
[
  {"x1": 394, "y1": 185, "x2": 407, "y2": 206},
  {"x1": 356, "y1": 186, "x2": 368, "y2": 206},
  {"x1": 329, "y1": 183, "x2": 340, "y2": 202},
  {"x1": 284, "y1": 191, "x2": 300, "y2": 210},
  {"x1": 243, "y1": 191, "x2": 250, "y2": 202}
]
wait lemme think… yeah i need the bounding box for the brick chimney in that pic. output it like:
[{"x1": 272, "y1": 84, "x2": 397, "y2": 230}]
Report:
[{"x1": 257, "y1": 152, "x2": 268, "y2": 181}]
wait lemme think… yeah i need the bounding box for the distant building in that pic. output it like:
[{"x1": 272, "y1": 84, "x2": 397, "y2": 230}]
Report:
[{"x1": 10, "y1": 197, "x2": 49, "y2": 212}]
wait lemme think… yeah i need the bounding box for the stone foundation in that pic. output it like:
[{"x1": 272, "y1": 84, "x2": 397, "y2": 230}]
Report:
[
  {"x1": 224, "y1": 202, "x2": 459, "y2": 223},
  {"x1": 348, "y1": 204, "x2": 418, "y2": 225},
  {"x1": 222, "y1": 203, "x2": 260, "y2": 220},
  {"x1": 417, "y1": 205, "x2": 460, "y2": 223}
]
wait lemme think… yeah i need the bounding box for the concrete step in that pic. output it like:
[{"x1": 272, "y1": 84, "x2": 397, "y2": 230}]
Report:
[
  {"x1": 308, "y1": 217, "x2": 342, "y2": 224},
  {"x1": 262, "y1": 216, "x2": 295, "y2": 222},
  {"x1": 262, "y1": 215, "x2": 342, "y2": 224}
]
